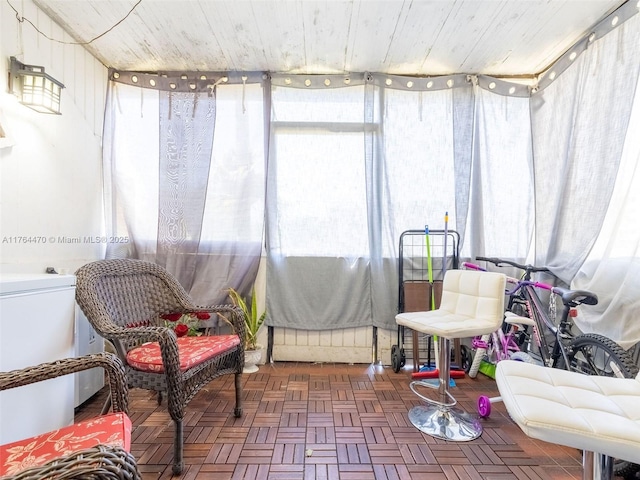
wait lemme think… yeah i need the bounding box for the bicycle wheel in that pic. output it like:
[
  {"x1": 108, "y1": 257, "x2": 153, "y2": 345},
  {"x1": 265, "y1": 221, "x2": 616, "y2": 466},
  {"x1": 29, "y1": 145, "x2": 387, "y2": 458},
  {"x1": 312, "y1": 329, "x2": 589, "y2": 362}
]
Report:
[
  {"x1": 458, "y1": 344, "x2": 472, "y2": 372},
  {"x1": 468, "y1": 334, "x2": 490, "y2": 378},
  {"x1": 391, "y1": 345, "x2": 406, "y2": 373},
  {"x1": 562, "y1": 333, "x2": 639, "y2": 378},
  {"x1": 614, "y1": 461, "x2": 640, "y2": 479},
  {"x1": 509, "y1": 351, "x2": 539, "y2": 364}
]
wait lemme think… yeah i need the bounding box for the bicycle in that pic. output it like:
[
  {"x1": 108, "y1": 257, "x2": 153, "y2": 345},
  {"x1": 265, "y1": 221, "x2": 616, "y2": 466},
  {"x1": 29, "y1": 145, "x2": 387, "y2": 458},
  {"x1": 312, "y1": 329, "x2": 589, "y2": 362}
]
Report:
[
  {"x1": 475, "y1": 256, "x2": 640, "y2": 479},
  {"x1": 475, "y1": 256, "x2": 638, "y2": 377},
  {"x1": 463, "y1": 262, "x2": 537, "y2": 381},
  {"x1": 464, "y1": 262, "x2": 553, "y2": 417}
]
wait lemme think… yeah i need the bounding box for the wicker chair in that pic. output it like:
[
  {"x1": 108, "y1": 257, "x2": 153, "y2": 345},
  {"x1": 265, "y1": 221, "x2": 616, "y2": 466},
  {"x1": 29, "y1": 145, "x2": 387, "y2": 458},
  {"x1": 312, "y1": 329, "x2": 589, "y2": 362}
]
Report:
[
  {"x1": 0, "y1": 352, "x2": 141, "y2": 480},
  {"x1": 74, "y1": 258, "x2": 246, "y2": 475}
]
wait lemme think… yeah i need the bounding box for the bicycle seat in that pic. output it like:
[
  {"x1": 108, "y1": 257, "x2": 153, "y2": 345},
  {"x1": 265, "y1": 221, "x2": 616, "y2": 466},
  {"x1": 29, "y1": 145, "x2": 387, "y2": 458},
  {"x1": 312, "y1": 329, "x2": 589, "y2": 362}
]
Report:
[
  {"x1": 504, "y1": 311, "x2": 536, "y2": 327},
  {"x1": 552, "y1": 287, "x2": 598, "y2": 306}
]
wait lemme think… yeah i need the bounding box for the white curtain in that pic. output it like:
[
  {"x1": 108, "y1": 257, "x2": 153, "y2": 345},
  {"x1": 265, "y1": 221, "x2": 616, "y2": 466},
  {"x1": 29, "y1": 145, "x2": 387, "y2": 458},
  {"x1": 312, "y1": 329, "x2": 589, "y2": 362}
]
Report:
[
  {"x1": 103, "y1": 73, "x2": 268, "y2": 304},
  {"x1": 266, "y1": 73, "x2": 532, "y2": 331},
  {"x1": 572, "y1": 69, "x2": 640, "y2": 351},
  {"x1": 530, "y1": 12, "x2": 640, "y2": 353},
  {"x1": 531, "y1": 13, "x2": 640, "y2": 284},
  {"x1": 465, "y1": 83, "x2": 534, "y2": 261},
  {"x1": 266, "y1": 77, "x2": 373, "y2": 330}
]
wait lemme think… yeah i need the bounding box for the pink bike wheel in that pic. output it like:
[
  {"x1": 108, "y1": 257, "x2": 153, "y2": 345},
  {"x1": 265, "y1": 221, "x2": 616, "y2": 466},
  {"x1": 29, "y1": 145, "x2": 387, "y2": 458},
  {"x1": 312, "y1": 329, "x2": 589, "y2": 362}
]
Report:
[{"x1": 478, "y1": 395, "x2": 492, "y2": 418}]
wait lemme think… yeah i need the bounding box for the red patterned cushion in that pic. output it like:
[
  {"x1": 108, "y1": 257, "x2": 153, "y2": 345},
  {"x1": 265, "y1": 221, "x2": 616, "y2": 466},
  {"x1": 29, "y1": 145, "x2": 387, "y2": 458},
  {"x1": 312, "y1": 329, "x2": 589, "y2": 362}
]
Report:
[
  {"x1": 0, "y1": 412, "x2": 131, "y2": 477},
  {"x1": 126, "y1": 335, "x2": 241, "y2": 373}
]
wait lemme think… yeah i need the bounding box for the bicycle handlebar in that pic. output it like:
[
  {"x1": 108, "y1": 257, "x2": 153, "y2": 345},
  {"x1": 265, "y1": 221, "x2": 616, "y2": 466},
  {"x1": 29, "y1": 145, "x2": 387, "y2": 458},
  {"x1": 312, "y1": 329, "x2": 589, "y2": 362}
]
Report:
[
  {"x1": 464, "y1": 260, "x2": 597, "y2": 306},
  {"x1": 464, "y1": 261, "x2": 543, "y2": 289},
  {"x1": 461, "y1": 261, "x2": 485, "y2": 271},
  {"x1": 475, "y1": 256, "x2": 551, "y2": 274}
]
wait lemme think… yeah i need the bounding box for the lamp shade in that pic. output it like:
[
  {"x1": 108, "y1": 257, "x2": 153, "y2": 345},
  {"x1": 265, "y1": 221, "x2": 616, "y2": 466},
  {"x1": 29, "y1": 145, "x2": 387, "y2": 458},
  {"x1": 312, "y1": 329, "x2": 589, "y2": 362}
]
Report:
[{"x1": 9, "y1": 57, "x2": 64, "y2": 114}]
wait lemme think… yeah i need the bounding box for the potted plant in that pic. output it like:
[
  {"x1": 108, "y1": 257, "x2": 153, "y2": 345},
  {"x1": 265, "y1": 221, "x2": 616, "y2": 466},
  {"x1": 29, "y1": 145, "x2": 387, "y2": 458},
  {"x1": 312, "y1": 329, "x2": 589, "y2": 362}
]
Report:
[{"x1": 227, "y1": 286, "x2": 266, "y2": 373}]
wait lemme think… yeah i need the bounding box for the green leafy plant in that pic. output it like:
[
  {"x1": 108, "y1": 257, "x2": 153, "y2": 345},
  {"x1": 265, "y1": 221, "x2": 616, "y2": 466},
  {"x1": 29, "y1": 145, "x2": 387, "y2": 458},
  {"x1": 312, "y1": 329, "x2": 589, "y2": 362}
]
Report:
[{"x1": 227, "y1": 286, "x2": 266, "y2": 351}]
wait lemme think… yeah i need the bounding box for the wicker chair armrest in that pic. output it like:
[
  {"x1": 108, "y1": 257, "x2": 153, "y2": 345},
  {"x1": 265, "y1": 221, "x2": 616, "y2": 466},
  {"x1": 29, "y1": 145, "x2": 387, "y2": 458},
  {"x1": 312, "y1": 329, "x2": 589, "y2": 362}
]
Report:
[
  {"x1": 104, "y1": 324, "x2": 172, "y2": 342},
  {"x1": 0, "y1": 352, "x2": 128, "y2": 414},
  {"x1": 1, "y1": 444, "x2": 141, "y2": 480},
  {"x1": 104, "y1": 323, "x2": 178, "y2": 355}
]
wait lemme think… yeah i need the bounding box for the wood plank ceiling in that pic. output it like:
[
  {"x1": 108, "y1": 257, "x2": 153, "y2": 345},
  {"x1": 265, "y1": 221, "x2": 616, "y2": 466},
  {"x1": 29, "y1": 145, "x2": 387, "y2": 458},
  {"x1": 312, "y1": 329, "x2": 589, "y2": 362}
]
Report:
[{"x1": 34, "y1": 0, "x2": 628, "y2": 77}]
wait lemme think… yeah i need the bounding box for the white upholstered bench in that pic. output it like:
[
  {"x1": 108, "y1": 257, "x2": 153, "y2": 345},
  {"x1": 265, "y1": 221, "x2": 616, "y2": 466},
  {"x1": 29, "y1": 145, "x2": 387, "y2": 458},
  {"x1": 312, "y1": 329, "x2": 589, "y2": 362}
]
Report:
[{"x1": 495, "y1": 360, "x2": 640, "y2": 480}]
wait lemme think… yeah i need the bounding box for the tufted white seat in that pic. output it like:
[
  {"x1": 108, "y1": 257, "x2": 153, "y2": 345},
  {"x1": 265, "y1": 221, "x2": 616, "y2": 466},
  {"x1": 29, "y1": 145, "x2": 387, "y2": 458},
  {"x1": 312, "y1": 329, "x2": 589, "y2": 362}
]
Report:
[
  {"x1": 496, "y1": 360, "x2": 640, "y2": 479},
  {"x1": 396, "y1": 269, "x2": 507, "y2": 441}
]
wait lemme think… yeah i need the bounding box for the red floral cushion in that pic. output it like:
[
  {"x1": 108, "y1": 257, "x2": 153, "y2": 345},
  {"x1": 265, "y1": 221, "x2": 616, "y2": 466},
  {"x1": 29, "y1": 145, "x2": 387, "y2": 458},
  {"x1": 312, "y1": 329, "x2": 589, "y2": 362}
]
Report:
[
  {"x1": 126, "y1": 335, "x2": 241, "y2": 373},
  {"x1": 0, "y1": 412, "x2": 131, "y2": 477}
]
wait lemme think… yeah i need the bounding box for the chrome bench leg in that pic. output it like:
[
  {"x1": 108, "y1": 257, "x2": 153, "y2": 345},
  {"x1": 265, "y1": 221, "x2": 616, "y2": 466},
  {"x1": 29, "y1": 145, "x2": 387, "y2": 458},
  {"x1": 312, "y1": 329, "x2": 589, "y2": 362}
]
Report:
[{"x1": 582, "y1": 451, "x2": 614, "y2": 480}]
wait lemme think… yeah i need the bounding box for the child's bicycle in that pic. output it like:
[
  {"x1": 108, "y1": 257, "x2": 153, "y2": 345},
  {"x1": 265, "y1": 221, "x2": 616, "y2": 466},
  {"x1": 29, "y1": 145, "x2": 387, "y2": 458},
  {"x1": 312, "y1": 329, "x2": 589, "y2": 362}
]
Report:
[
  {"x1": 470, "y1": 311, "x2": 539, "y2": 418},
  {"x1": 463, "y1": 262, "x2": 540, "y2": 417},
  {"x1": 463, "y1": 262, "x2": 536, "y2": 376}
]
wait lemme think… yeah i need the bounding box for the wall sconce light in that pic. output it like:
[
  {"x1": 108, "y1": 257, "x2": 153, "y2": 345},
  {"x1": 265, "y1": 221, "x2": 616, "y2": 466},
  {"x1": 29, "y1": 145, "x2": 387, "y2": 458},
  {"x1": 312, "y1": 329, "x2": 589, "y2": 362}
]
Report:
[{"x1": 8, "y1": 56, "x2": 65, "y2": 114}]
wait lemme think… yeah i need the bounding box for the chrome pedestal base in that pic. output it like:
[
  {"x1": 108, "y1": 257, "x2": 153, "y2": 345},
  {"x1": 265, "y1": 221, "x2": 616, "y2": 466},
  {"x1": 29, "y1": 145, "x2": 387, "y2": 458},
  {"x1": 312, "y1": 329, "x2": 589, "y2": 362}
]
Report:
[
  {"x1": 408, "y1": 404, "x2": 483, "y2": 442},
  {"x1": 407, "y1": 337, "x2": 483, "y2": 441}
]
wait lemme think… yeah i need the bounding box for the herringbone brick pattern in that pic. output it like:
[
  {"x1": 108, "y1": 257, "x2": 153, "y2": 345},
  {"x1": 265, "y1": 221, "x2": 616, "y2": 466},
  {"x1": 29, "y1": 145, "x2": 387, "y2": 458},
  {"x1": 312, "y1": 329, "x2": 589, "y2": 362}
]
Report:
[{"x1": 76, "y1": 362, "x2": 585, "y2": 479}]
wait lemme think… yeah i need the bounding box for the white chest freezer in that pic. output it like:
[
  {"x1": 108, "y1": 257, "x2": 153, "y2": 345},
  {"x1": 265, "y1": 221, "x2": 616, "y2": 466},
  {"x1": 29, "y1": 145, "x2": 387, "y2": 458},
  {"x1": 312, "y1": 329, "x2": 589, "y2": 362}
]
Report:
[
  {"x1": 0, "y1": 273, "x2": 76, "y2": 445},
  {"x1": 75, "y1": 305, "x2": 104, "y2": 407}
]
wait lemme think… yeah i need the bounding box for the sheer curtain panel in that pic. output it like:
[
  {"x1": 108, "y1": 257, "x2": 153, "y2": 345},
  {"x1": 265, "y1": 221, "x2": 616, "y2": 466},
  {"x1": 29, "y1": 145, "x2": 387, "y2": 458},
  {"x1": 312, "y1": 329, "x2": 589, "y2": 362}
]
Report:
[
  {"x1": 266, "y1": 73, "x2": 532, "y2": 331},
  {"x1": 103, "y1": 72, "x2": 268, "y2": 304},
  {"x1": 530, "y1": 13, "x2": 640, "y2": 284}
]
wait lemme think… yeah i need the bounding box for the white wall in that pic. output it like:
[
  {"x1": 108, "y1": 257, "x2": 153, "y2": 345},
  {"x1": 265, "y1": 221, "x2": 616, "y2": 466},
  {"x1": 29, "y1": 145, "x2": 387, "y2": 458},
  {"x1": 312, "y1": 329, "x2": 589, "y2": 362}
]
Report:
[{"x1": 0, "y1": 0, "x2": 107, "y2": 274}]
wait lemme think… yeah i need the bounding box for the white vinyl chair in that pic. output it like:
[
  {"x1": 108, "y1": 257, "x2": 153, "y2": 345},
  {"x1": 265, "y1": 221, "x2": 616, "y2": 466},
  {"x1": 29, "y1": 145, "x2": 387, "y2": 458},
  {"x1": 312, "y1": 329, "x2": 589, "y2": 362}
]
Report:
[
  {"x1": 496, "y1": 360, "x2": 640, "y2": 480},
  {"x1": 395, "y1": 269, "x2": 506, "y2": 441}
]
